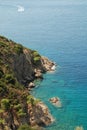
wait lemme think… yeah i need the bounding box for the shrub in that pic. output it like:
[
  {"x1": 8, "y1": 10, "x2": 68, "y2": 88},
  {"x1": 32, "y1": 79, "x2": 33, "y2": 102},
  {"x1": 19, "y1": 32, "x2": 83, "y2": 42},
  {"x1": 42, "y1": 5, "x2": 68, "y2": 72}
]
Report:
[
  {"x1": 18, "y1": 124, "x2": 35, "y2": 130},
  {"x1": 17, "y1": 109, "x2": 26, "y2": 117},
  {"x1": 5, "y1": 74, "x2": 16, "y2": 84},
  {"x1": 14, "y1": 44, "x2": 23, "y2": 55},
  {"x1": 27, "y1": 95, "x2": 35, "y2": 106},
  {"x1": 0, "y1": 42, "x2": 5, "y2": 47},
  {"x1": 32, "y1": 51, "x2": 40, "y2": 57},
  {"x1": 0, "y1": 69, "x2": 4, "y2": 78},
  {"x1": 32, "y1": 50, "x2": 41, "y2": 64},
  {"x1": 1, "y1": 99, "x2": 10, "y2": 111},
  {"x1": 0, "y1": 118, "x2": 5, "y2": 124},
  {"x1": 0, "y1": 82, "x2": 7, "y2": 96},
  {"x1": 33, "y1": 51, "x2": 40, "y2": 56},
  {"x1": 33, "y1": 57, "x2": 40, "y2": 62},
  {"x1": 0, "y1": 109, "x2": 4, "y2": 114},
  {"x1": 27, "y1": 95, "x2": 40, "y2": 106},
  {"x1": 14, "y1": 104, "x2": 21, "y2": 111}
]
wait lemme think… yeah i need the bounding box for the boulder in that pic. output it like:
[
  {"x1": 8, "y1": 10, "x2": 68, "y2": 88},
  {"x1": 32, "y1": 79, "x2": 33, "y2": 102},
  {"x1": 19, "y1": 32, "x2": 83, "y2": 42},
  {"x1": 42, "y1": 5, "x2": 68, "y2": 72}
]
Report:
[
  {"x1": 49, "y1": 97, "x2": 62, "y2": 108},
  {"x1": 34, "y1": 69, "x2": 43, "y2": 79},
  {"x1": 35, "y1": 73, "x2": 43, "y2": 78},
  {"x1": 28, "y1": 82, "x2": 35, "y2": 88}
]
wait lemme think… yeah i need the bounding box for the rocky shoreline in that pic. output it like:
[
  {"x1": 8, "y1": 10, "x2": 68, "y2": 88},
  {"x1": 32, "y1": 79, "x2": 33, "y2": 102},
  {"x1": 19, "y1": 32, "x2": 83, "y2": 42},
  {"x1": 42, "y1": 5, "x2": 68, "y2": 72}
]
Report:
[
  {"x1": 28, "y1": 57, "x2": 56, "y2": 90},
  {"x1": 0, "y1": 36, "x2": 56, "y2": 130},
  {"x1": 26, "y1": 59, "x2": 56, "y2": 128},
  {"x1": 28, "y1": 101, "x2": 54, "y2": 127}
]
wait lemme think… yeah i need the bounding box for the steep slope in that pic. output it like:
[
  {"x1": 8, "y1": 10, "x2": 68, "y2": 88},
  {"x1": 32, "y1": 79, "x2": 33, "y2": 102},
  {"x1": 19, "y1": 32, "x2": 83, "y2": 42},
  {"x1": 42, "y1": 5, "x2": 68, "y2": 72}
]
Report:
[{"x1": 0, "y1": 36, "x2": 54, "y2": 130}]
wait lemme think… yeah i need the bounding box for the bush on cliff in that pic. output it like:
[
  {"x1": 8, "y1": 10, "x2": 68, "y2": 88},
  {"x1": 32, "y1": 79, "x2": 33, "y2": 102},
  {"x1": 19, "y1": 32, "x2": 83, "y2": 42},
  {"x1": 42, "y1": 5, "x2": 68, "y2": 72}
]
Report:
[
  {"x1": 0, "y1": 69, "x2": 4, "y2": 78},
  {"x1": 14, "y1": 44, "x2": 23, "y2": 55},
  {"x1": 5, "y1": 74, "x2": 16, "y2": 85},
  {"x1": 32, "y1": 50, "x2": 41, "y2": 64},
  {"x1": 1, "y1": 98, "x2": 10, "y2": 111},
  {"x1": 0, "y1": 82, "x2": 8, "y2": 96},
  {"x1": 18, "y1": 124, "x2": 35, "y2": 130}
]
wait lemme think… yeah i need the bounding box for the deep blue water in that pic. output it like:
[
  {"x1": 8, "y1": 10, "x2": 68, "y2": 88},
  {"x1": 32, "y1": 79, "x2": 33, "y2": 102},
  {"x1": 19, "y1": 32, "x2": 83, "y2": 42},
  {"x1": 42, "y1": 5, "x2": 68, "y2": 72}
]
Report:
[{"x1": 0, "y1": 0, "x2": 87, "y2": 129}]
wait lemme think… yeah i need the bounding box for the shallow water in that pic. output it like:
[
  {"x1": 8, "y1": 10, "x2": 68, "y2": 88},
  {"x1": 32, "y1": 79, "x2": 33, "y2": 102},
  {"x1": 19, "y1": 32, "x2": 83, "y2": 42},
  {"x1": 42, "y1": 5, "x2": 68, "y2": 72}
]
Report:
[{"x1": 0, "y1": 0, "x2": 87, "y2": 129}]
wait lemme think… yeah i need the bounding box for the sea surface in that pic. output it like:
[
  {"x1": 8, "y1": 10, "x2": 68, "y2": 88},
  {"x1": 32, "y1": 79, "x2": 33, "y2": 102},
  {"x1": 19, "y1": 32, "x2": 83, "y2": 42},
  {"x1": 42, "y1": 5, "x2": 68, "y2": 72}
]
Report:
[{"x1": 0, "y1": 0, "x2": 87, "y2": 130}]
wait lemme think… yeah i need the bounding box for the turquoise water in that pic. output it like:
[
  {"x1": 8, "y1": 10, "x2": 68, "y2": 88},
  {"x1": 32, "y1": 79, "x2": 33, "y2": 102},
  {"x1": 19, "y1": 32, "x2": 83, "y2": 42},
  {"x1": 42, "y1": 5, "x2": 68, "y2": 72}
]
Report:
[{"x1": 0, "y1": 0, "x2": 87, "y2": 129}]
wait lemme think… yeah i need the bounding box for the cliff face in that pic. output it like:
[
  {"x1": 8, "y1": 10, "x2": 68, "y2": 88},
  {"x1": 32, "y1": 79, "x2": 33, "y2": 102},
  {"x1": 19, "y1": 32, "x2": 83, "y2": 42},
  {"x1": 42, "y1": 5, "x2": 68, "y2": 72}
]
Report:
[
  {"x1": 0, "y1": 36, "x2": 54, "y2": 130},
  {"x1": 0, "y1": 36, "x2": 54, "y2": 85}
]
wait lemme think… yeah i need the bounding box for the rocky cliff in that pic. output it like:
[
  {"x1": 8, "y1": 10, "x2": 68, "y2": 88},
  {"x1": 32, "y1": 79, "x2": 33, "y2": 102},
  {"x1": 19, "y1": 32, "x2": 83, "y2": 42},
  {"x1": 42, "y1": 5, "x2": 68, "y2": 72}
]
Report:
[{"x1": 0, "y1": 36, "x2": 54, "y2": 130}]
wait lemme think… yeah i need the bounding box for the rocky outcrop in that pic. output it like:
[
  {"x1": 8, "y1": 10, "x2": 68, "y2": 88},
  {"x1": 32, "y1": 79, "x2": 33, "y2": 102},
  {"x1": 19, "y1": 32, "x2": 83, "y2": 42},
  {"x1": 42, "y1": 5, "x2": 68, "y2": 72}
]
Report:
[
  {"x1": 28, "y1": 82, "x2": 35, "y2": 89},
  {"x1": 28, "y1": 102, "x2": 54, "y2": 126},
  {"x1": 34, "y1": 69, "x2": 43, "y2": 79},
  {"x1": 41, "y1": 56, "x2": 55, "y2": 72},
  {"x1": 10, "y1": 49, "x2": 55, "y2": 86},
  {"x1": 12, "y1": 52, "x2": 34, "y2": 85},
  {"x1": 49, "y1": 97, "x2": 62, "y2": 108}
]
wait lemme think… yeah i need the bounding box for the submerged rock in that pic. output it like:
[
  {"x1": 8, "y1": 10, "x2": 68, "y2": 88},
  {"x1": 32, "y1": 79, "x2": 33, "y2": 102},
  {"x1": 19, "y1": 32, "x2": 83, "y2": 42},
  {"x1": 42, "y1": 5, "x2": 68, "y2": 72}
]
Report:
[
  {"x1": 75, "y1": 126, "x2": 84, "y2": 130},
  {"x1": 49, "y1": 97, "x2": 62, "y2": 108}
]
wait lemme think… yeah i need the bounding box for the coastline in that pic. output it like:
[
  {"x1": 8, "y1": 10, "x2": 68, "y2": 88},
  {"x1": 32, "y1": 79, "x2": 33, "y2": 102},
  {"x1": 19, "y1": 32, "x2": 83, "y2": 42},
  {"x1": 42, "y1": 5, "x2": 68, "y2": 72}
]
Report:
[
  {"x1": 0, "y1": 35, "x2": 56, "y2": 130},
  {"x1": 28, "y1": 58, "x2": 56, "y2": 90}
]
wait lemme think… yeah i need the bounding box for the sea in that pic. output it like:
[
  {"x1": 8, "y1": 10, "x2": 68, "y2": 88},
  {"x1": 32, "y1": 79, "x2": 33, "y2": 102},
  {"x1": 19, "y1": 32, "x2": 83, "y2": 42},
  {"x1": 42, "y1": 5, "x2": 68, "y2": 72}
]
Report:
[{"x1": 0, "y1": 0, "x2": 87, "y2": 130}]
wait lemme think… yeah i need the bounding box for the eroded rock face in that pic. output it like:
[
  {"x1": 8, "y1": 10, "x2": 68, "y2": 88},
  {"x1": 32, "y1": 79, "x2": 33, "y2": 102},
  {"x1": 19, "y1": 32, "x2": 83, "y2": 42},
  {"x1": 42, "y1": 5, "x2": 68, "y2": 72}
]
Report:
[
  {"x1": 0, "y1": 101, "x2": 54, "y2": 130},
  {"x1": 10, "y1": 49, "x2": 55, "y2": 86},
  {"x1": 28, "y1": 102, "x2": 54, "y2": 127},
  {"x1": 34, "y1": 69, "x2": 43, "y2": 79},
  {"x1": 41, "y1": 56, "x2": 55, "y2": 72},
  {"x1": 12, "y1": 53, "x2": 34, "y2": 85}
]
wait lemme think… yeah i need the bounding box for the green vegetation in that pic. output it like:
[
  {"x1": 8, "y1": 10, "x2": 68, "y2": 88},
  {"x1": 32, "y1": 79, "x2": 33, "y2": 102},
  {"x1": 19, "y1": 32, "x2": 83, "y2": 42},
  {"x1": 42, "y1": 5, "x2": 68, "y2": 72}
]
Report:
[
  {"x1": 0, "y1": 35, "x2": 43, "y2": 130},
  {"x1": 14, "y1": 104, "x2": 21, "y2": 110},
  {"x1": 34, "y1": 57, "x2": 40, "y2": 62},
  {"x1": 27, "y1": 95, "x2": 35, "y2": 105},
  {"x1": 1, "y1": 99, "x2": 10, "y2": 111},
  {"x1": 0, "y1": 42, "x2": 6, "y2": 47},
  {"x1": 18, "y1": 124, "x2": 35, "y2": 130},
  {"x1": 0, "y1": 118, "x2": 5, "y2": 124},
  {"x1": 14, "y1": 44, "x2": 23, "y2": 55},
  {"x1": 0, "y1": 69, "x2": 4, "y2": 78},
  {"x1": 27, "y1": 95, "x2": 40, "y2": 106},
  {"x1": 17, "y1": 109, "x2": 26, "y2": 117},
  {"x1": 32, "y1": 50, "x2": 41, "y2": 64},
  {"x1": 5, "y1": 74, "x2": 16, "y2": 84},
  {"x1": 0, "y1": 82, "x2": 7, "y2": 96}
]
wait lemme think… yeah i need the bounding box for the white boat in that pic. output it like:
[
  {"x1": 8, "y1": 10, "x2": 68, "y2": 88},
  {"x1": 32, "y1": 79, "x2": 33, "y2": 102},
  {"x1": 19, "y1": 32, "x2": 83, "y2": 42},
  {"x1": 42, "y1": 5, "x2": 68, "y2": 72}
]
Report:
[{"x1": 17, "y1": 6, "x2": 24, "y2": 12}]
